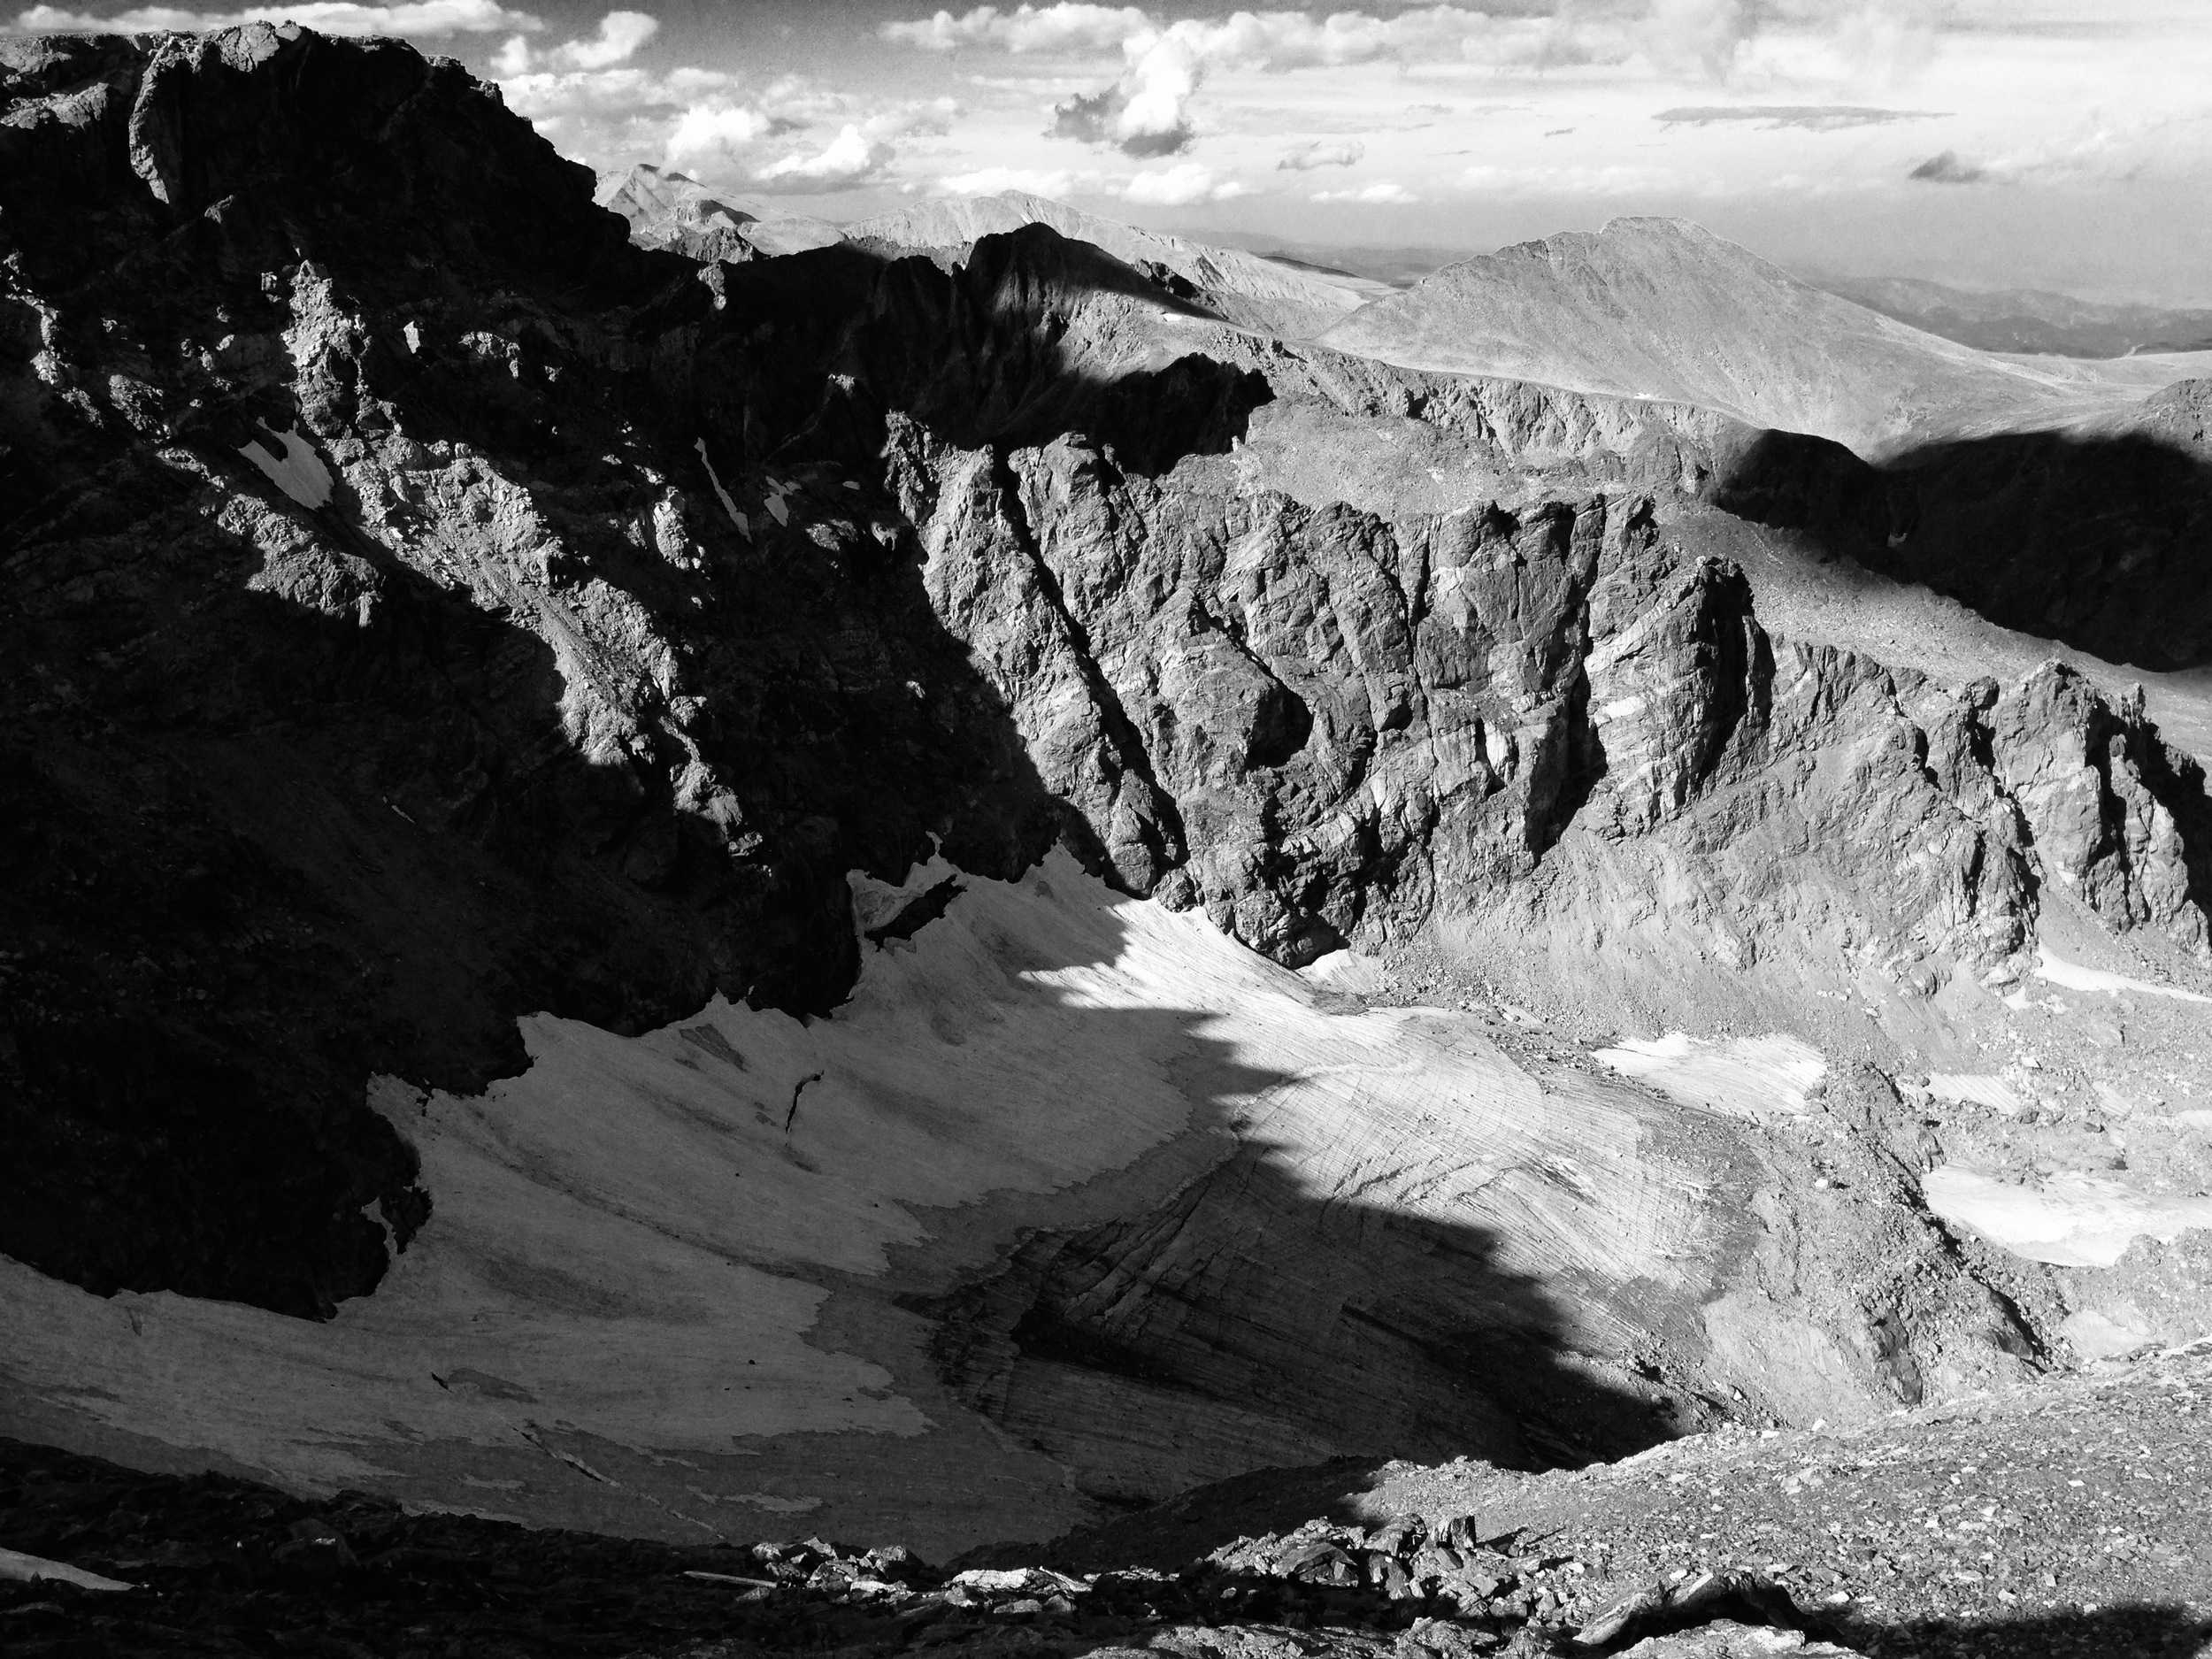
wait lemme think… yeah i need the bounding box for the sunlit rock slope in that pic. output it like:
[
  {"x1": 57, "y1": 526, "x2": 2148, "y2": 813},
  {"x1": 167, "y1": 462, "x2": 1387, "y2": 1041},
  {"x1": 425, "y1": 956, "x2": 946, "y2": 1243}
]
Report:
[{"x1": 1319, "y1": 218, "x2": 2210, "y2": 458}]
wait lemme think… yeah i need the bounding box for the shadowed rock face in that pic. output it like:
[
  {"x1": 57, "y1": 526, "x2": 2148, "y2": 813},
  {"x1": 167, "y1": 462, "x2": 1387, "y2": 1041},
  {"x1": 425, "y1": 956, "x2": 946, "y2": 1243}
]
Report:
[
  {"x1": 7, "y1": 24, "x2": 2212, "y2": 1548},
  {"x1": 0, "y1": 26, "x2": 1077, "y2": 1313}
]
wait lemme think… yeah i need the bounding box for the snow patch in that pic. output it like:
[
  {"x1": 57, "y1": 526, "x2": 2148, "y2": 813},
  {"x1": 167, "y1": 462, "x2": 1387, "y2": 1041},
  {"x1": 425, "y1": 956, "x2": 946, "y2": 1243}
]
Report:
[
  {"x1": 2035, "y1": 947, "x2": 2212, "y2": 1003},
  {"x1": 1297, "y1": 948, "x2": 1386, "y2": 996},
  {"x1": 1594, "y1": 1031, "x2": 1826, "y2": 1122},
  {"x1": 2059, "y1": 1309, "x2": 2156, "y2": 1361},
  {"x1": 0, "y1": 851, "x2": 1737, "y2": 1551},
  {"x1": 1926, "y1": 1073, "x2": 2028, "y2": 1115},
  {"x1": 694, "y1": 437, "x2": 748, "y2": 534},
  {"x1": 0, "y1": 1546, "x2": 134, "y2": 1593},
  {"x1": 237, "y1": 423, "x2": 333, "y2": 510},
  {"x1": 1922, "y1": 1164, "x2": 2212, "y2": 1267}
]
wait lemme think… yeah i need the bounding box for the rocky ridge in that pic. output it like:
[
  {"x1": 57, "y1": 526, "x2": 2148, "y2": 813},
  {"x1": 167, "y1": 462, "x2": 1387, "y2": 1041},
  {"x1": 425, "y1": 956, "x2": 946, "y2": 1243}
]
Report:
[
  {"x1": 1317, "y1": 219, "x2": 2212, "y2": 460},
  {"x1": 839, "y1": 189, "x2": 1374, "y2": 341},
  {"x1": 595, "y1": 162, "x2": 843, "y2": 264}
]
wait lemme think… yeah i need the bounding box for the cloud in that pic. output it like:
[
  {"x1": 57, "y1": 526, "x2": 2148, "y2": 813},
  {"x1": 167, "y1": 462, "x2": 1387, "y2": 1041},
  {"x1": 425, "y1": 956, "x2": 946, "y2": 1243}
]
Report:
[
  {"x1": 1120, "y1": 161, "x2": 1246, "y2": 205},
  {"x1": 754, "y1": 124, "x2": 895, "y2": 190},
  {"x1": 881, "y1": 4, "x2": 1148, "y2": 54},
  {"x1": 1050, "y1": 29, "x2": 1196, "y2": 156},
  {"x1": 1907, "y1": 149, "x2": 1983, "y2": 183},
  {"x1": 490, "y1": 8, "x2": 653, "y2": 76},
  {"x1": 1902, "y1": 114, "x2": 2212, "y2": 188},
  {"x1": 862, "y1": 97, "x2": 961, "y2": 141},
  {"x1": 930, "y1": 164, "x2": 1087, "y2": 197},
  {"x1": 1656, "y1": 104, "x2": 1946, "y2": 130},
  {"x1": 496, "y1": 61, "x2": 733, "y2": 121},
  {"x1": 10, "y1": 0, "x2": 538, "y2": 33},
  {"x1": 1638, "y1": 0, "x2": 1755, "y2": 80},
  {"x1": 664, "y1": 101, "x2": 780, "y2": 166},
  {"x1": 1277, "y1": 138, "x2": 1363, "y2": 171},
  {"x1": 896, "y1": 7, "x2": 1615, "y2": 163},
  {"x1": 885, "y1": 4, "x2": 1955, "y2": 172},
  {"x1": 1310, "y1": 180, "x2": 1415, "y2": 204},
  {"x1": 888, "y1": 5, "x2": 1606, "y2": 76},
  {"x1": 1461, "y1": 160, "x2": 1708, "y2": 196}
]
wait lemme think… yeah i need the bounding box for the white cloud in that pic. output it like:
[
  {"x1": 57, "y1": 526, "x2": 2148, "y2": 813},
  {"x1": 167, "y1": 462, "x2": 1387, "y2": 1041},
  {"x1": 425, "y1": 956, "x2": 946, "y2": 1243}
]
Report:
[
  {"x1": 1639, "y1": 0, "x2": 1755, "y2": 80},
  {"x1": 9, "y1": 0, "x2": 539, "y2": 33},
  {"x1": 755, "y1": 123, "x2": 895, "y2": 190},
  {"x1": 1277, "y1": 138, "x2": 1363, "y2": 170},
  {"x1": 495, "y1": 62, "x2": 733, "y2": 121},
  {"x1": 881, "y1": 4, "x2": 1148, "y2": 54},
  {"x1": 500, "y1": 62, "x2": 922, "y2": 186},
  {"x1": 884, "y1": 5, "x2": 1650, "y2": 162},
  {"x1": 882, "y1": 4, "x2": 1610, "y2": 77},
  {"x1": 1120, "y1": 160, "x2": 1246, "y2": 204},
  {"x1": 882, "y1": 0, "x2": 1967, "y2": 163},
  {"x1": 1909, "y1": 110, "x2": 2212, "y2": 186},
  {"x1": 1460, "y1": 161, "x2": 1712, "y2": 196},
  {"x1": 862, "y1": 96, "x2": 963, "y2": 141},
  {"x1": 1310, "y1": 180, "x2": 1415, "y2": 204},
  {"x1": 490, "y1": 8, "x2": 653, "y2": 75},
  {"x1": 1050, "y1": 27, "x2": 1198, "y2": 156},
  {"x1": 931, "y1": 164, "x2": 1085, "y2": 196},
  {"x1": 664, "y1": 101, "x2": 779, "y2": 166}
]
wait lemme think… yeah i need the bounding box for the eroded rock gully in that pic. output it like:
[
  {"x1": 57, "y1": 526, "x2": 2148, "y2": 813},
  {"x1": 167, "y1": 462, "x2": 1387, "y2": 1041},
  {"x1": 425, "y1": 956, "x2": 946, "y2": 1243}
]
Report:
[{"x1": 4, "y1": 24, "x2": 2212, "y2": 1571}]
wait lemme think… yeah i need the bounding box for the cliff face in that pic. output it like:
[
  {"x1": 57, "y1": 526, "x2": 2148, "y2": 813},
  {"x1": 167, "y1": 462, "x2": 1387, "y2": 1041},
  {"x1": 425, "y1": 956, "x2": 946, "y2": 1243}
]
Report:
[{"x1": 5, "y1": 27, "x2": 2212, "y2": 1549}]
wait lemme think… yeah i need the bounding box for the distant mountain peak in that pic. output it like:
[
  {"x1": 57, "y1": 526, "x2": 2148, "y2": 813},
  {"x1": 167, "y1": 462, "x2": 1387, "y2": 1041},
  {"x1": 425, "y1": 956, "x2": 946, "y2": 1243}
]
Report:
[{"x1": 1319, "y1": 211, "x2": 2185, "y2": 456}]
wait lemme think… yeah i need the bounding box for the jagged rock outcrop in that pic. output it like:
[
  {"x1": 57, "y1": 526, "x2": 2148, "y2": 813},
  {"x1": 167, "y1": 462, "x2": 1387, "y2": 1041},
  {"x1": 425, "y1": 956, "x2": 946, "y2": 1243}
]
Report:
[{"x1": 1991, "y1": 666, "x2": 2212, "y2": 954}]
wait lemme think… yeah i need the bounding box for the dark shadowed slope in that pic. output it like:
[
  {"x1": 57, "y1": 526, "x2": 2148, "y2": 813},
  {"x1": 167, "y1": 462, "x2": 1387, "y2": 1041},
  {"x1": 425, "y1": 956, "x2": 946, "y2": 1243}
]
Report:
[{"x1": 1708, "y1": 378, "x2": 2212, "y2": 672}]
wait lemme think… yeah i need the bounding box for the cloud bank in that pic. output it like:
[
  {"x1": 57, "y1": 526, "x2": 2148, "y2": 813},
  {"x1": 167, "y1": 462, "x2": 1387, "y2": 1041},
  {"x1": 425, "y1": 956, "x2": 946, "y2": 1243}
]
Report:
[
  {"x1": 10, "y1": 0, "x2": 537, "y2": 33},
  {"x1": 1278, "y1": 138, "x2": 1364, "y2": 171},
  {"x1": 881, "y1": 2, "x2": 1943, "y2": 166},
  {"x1": 756, "y1": 124, "x2": 895, "y2": 190},
  {"x1": 1909, "y1": 148, "x2": 1983, "y2": 182},
  {"x1": 490, "y1": 7, "x2": 651, "y2": 75},
  {"x1": 1656, "y1": 104, "x2": 1946, "y2": 130}
]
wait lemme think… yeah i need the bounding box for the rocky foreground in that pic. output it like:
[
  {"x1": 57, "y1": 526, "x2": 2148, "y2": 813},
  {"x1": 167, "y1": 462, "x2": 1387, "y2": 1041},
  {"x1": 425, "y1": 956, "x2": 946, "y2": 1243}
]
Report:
[{"x1": 4, "y1": 1342, "x2": 2207, "y2": 1657}]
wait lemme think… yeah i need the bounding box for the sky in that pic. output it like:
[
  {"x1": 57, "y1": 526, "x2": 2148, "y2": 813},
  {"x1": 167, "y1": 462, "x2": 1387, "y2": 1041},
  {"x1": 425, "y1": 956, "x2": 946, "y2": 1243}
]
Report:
[{"x1": 12, "y1": 1, "x2": 2212, "y2": 303}]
